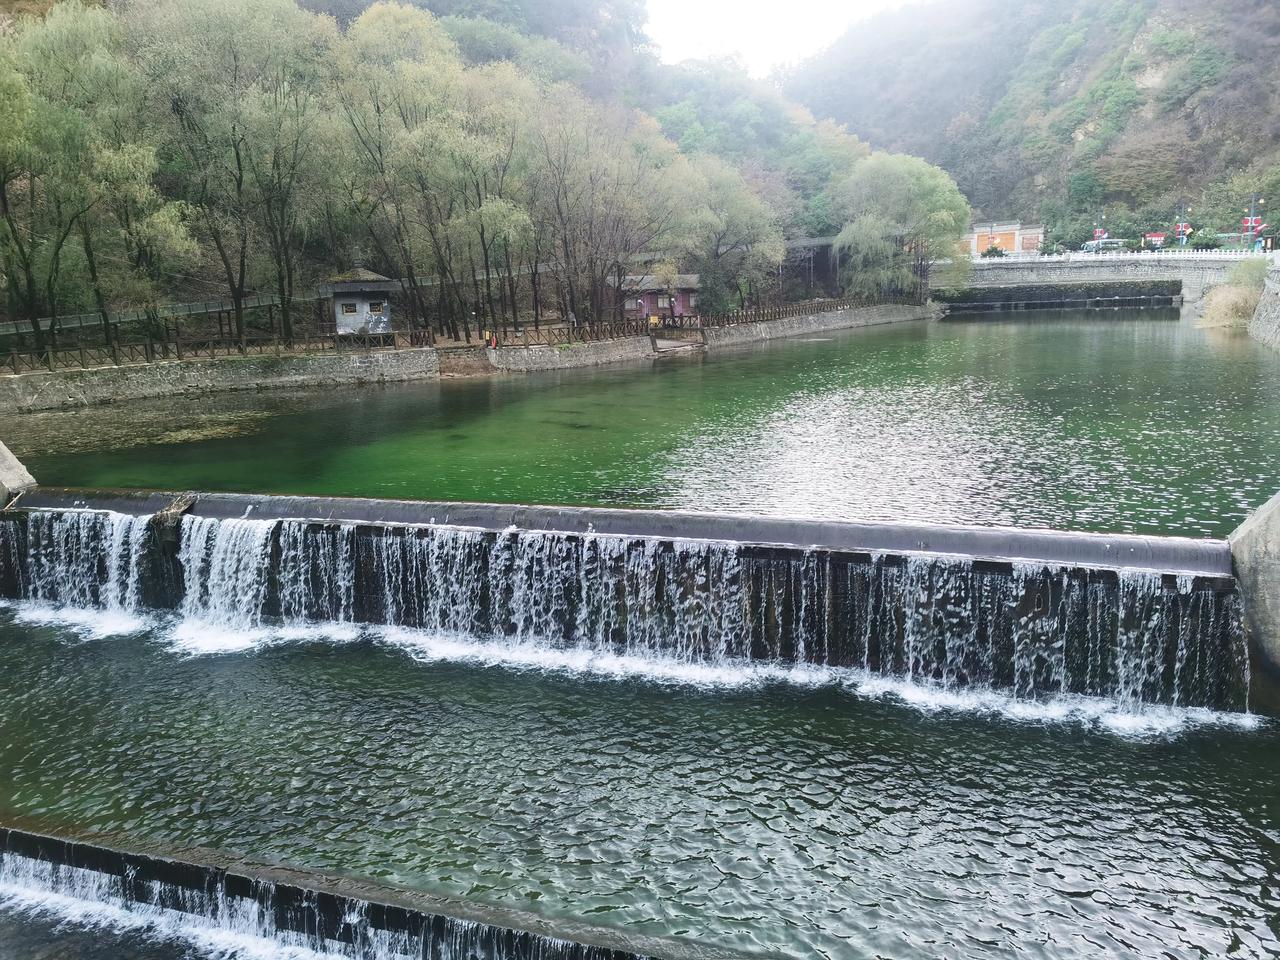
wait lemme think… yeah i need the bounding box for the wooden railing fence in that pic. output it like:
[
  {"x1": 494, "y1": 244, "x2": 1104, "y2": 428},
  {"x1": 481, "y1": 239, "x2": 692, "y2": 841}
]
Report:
[
  {"x1": 2, "y1": 294, "x2": 924, "y2": 373},
  {"x1": 492, "y1": 294, "x2": 924, "y2": 346}
]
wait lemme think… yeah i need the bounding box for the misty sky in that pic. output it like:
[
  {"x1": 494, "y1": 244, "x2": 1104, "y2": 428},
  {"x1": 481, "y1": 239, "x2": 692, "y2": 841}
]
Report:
[{"x1": 645, "y1": 0, "x2": 923, "y2": 77}]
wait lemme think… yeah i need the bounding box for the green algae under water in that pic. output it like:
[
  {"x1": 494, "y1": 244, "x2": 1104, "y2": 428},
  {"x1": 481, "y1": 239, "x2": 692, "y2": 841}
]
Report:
[{"x1": 10, "y1": 308, "x2": 1280, "y2": 538}]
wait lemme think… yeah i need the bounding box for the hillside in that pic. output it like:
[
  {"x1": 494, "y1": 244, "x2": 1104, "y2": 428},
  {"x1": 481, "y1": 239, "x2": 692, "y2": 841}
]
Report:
[{"x1": 787, "y1": 0, "x2": 1280, "y2": 243}]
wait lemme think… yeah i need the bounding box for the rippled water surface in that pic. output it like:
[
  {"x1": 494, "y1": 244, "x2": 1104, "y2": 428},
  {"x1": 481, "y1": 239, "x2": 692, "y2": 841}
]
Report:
[
  {"x1": 11, "y1": 309, "x2": 1280, "y2": 537},
  {"x1": 1, "y1": 610, "x2": 1277, "y2": 959}
]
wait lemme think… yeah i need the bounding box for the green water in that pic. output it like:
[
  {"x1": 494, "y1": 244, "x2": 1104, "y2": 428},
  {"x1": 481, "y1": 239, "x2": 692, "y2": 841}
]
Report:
[
  {"x1": 0, "y1": 610, "x2": 1276, "y2": 960},
  {"x1": 9, "y1": 309, "x2": 1280, "y2": 537}
]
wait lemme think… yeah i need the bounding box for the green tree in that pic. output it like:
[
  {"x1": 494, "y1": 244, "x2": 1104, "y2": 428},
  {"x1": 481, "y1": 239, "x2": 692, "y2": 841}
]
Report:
[
  {"x1": 687, "y1": 154, "x2": 784, "y2": 310},
  {"x1": 123, "y1": 0, "x2": 336, "y2": 343},
  {"x1": 831, "y1": 152, "x2": 970, "y2": 298}
]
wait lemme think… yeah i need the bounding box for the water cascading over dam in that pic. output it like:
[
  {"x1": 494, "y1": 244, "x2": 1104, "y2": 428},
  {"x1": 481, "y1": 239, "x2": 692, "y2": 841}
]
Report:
[
  {"x1": 0, "y1": 490, "x2": 1250, "y2": 712},
  {"x1": 0, "y1": 825, "x2": 725, "y2": 960}
]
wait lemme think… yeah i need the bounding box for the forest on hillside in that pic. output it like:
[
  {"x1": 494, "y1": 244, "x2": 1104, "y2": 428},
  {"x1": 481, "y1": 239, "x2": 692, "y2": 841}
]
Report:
[
  {"x1": 0, "y1": 0, "x2": 967, "y2": 347},
  {"x1": 787, "y1": 0, "x2": 1280, "y2": 247}
]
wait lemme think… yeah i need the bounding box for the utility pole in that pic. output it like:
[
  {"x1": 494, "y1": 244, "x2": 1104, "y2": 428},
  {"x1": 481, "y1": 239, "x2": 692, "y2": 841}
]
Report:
[
  {"x1": 1175, "y1": 203, "x2": 1192, "y2": 247},
  {"x1": 1245, "y1": 194, "x2": 1266, "y2": 249}
]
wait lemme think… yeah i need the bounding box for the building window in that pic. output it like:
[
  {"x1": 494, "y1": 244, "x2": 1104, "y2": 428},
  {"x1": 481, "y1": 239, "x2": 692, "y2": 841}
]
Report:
[
  {"x1": 625, "y1": 298, "x2": 642, "y2": 310},
  {"x1": 657, "y1": 296, "x2": 671, "y2": 309},
  {"x1": 341, "y1": 303, "x2": 357, "y2": 315},
  {"x1": 688, "y1": 294, "x2": 697, "y2": 309},
  {"x1": 369, "y1": 302, "x2": 384, "y2": 313}
]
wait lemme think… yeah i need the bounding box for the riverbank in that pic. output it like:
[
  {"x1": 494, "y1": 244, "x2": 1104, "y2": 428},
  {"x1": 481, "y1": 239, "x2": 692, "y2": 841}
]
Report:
[{"x1": 0, "y1": 301, "x2": 932, "y2": 413}]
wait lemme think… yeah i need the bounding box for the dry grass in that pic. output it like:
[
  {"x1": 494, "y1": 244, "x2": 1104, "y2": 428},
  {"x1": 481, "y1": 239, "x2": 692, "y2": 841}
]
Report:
[
  {"x1": 0, "y1": 0, "x2": 56, "y2": 18},
  {"x1": 1198, "y1": 279, "x2": 1265, "y2": 329}
]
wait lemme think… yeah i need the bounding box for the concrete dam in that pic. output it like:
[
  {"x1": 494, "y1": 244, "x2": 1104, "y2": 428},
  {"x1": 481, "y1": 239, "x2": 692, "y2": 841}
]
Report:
[{"x1": 0, "y1": 487, "x2": 1256, "y2": 713}]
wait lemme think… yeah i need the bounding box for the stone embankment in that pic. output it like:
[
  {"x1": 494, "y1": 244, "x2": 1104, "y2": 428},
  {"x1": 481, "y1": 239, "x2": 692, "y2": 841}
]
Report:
[
  {"x1": 700, "y1": 303, "x2": 930, "y2": 346},
  {"x1": 0, "y1": 349, "x2": 442, "y2": 414},
  {"x1": 1247, "y1": 263, "x2": 1280, "y2": 351},
  {"x1": 3, "y1": 302, "x2": 932, "y2": 412},
  {"x1": 487, "y1": 335, "x2": 659, "y2": 372}
]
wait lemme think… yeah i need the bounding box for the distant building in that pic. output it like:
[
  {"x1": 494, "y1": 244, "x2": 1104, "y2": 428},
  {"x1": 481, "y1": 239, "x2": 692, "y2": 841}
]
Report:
[
  {"x1": 317, "y1": 268, "x2": 397, "y2": 334},
  {"x1": 618, "y1": 274, "x2": 700, "y2": 318},
  {"x1": 965, "y1": 222, "x2": 1044, "y2": 255}
]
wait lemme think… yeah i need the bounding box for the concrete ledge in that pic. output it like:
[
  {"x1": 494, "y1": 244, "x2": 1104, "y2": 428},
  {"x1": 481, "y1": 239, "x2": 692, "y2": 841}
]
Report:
[
  {"x1": 13, "y1": 488, "x2": 1234, "y2": 577},
  {"x1": 0, "y1": 442, "x2": 35, "y2": 507},
  {"x1": 0, "y1": 348, "x2": 442, "y2": 413},
  {"x1": 948, "y1": 258, "x2": 1241, "y2": 302}
]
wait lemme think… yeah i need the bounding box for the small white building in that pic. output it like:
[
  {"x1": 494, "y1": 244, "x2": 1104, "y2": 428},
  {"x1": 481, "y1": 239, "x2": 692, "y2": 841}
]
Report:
[{"x1": 317, "y1": 268, "x2": 397, "y2": 334}]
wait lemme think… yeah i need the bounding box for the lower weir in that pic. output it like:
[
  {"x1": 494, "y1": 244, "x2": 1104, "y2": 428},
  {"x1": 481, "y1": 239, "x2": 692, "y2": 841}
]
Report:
[
  {"x1": 0, "y1": 489, "x2": 1250, "y2": 712},
  {"x1": 0, "y1": 825, "x2": 726, "y2": 960}
]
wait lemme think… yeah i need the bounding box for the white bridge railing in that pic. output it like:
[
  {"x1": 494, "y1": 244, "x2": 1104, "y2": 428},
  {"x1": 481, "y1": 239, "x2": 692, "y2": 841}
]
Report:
[{"x1": 972, "y1": 250, "x2": 1273, "y2": 264}]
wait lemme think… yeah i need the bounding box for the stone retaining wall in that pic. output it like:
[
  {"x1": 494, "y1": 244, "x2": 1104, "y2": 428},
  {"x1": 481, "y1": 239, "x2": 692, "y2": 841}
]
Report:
[
  {"x1": 487, "y1": 336, "x2": 657, "y2": 372},
  {"x1": 2, "y1": 303, "x2": 932, "y2": 410},
  {"x1": 947, "y1": 258, "x2": 1239, "y2": 301},
  {"x1": 0, "y1": 348, "x2": 441, "y2": 413},
  {"x1": 1248, "y1": 266, "x2": 1280, "y2": 352},
  {"x1": 436, "y1": 346, "x2": 493, "y2": 376},
  {"x1": 701, "y1": 303, "x2": 930, "y2": 347}
]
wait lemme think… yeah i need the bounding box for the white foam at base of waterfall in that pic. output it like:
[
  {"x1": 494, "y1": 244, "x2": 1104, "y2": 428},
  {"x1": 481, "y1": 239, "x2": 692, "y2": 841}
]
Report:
[
  {"x1": 372, "y1": 625, "x2": 1263, "y2": 737},
  {"x1": 0, "y1": 857, "x2": 334, "y2": 960},
  {"x1": 0, "y1": 510, "x2": 1258, "y2": 734},
  {"x1": 1, "y1": 598, "x2": 148, "y2": 639},
  {"x1": 0, "y1": 601, "x2": 1260, "y2": 737}
]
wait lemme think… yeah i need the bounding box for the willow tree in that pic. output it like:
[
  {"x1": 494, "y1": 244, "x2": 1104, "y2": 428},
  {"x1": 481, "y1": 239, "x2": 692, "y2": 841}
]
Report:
[
  {"x1": 17, "y1": 2, "x2": 191, "y2": 343},
  {"x1": 687, "y1": 154, "x2": 785, "y2": 313},
  {"x1": 336, "y1": 1, "x2": 464, "y2": 338},
  {"x1": 0, "y1": 1, "x2": 182, "y2": 347},
  {"x1": 531, "y1": 90, "x2": 700, "y2": 323},
  {"x1": 435, "y1": 62, "x2": 538, "y2": 335},
  {"x1": 832, "y1": 152, "x2": 970, "y2": 299},
  {"x1": 0, "y1": 59, "x2": 39, "y2": 343},
  {"x1": 122, "y1": 0, "x2": 336, "y2": 343}
]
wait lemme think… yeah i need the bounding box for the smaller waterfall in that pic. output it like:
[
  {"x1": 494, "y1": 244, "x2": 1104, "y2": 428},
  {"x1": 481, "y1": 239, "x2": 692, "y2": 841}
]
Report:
[
  {"x1": 178, "y1": 516, "x2": 276, "y2": 630},
  {"x1": 12, "y1": 510, "x2": 152, "y2": 615},
  {"x1": 0, "y1": 828, "x2": 659, "y2": 960}
]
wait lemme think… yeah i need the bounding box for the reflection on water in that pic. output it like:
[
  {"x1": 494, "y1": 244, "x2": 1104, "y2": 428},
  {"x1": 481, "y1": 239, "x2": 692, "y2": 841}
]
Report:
[{"x1": 9, "y1": 310, "x2": 1280, "y2": 537}]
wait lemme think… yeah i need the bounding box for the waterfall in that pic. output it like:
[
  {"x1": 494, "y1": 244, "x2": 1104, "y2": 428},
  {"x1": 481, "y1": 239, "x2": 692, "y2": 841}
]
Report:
[
  {"x1": 178, "y1": 515, "x2": 277, "y2": 631},
  {"x1": 0, "y1": 508, "x2": 1252, "y2": 711},
  {"x1": 10, "y1": 510, "x2": 152, "y2": 614},
  {"x1": 0, "y1": 829, "x2": 651, "y2": 960}
]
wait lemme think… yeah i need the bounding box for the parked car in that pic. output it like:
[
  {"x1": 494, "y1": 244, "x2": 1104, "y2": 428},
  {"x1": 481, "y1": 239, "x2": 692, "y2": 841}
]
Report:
[{"x1": 1080, "y1": 238, "x2": 1130, "y2": 253}]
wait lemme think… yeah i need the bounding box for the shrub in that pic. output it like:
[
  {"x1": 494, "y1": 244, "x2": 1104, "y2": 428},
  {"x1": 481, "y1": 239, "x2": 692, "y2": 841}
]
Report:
[
  {"x1": 979, "y1": 244, "x2": 1008, "y2": 258},
  {"x1": 1200, "y1": 284, "x2": 1262, "y2": 327},
  {"x1": 1200, "y1": 258, "x2": 1267, "y2": 327}
]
